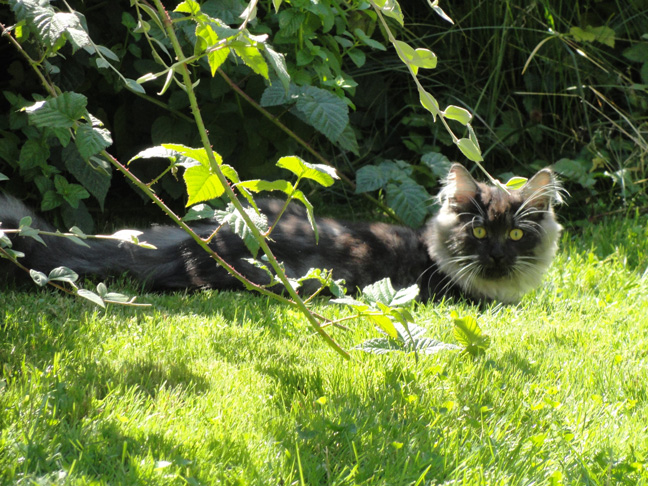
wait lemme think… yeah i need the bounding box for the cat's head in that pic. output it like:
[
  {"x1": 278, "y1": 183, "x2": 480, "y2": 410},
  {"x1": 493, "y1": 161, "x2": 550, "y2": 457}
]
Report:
[{"x1": 426, "y1": 163, "x2": 564, "y2": 303}]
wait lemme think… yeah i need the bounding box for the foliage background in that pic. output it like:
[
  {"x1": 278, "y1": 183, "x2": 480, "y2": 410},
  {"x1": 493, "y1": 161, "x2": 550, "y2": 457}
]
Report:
[{"x1": 1, "y1": 0, "x2": 647, "y2": 230}]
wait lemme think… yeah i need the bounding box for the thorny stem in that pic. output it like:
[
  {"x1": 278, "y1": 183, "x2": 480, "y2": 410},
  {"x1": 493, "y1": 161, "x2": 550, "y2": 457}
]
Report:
[{"x1": 151, "y1": 0, "x2": 349, "y2": 359}]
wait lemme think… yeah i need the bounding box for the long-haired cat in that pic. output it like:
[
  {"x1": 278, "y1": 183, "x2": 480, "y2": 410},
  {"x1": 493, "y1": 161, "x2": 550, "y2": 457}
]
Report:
[{"x1": 0, "y1": 164, "x2": 563, "y2": 303}]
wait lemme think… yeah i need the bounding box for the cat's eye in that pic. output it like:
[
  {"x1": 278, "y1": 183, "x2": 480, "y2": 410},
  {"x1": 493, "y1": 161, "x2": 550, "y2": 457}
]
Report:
[
  {"x1": 472, "y1": 226, "x2": 487, "y2": 239},
  {"x1": 509, "y1": 229, "x2": 524, "y2": 241}
]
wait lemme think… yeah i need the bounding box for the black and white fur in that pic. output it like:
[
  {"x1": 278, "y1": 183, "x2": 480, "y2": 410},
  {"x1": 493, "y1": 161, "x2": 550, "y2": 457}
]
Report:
[{"x1": 0, "y1": 164, "x2": 563, "y2": 303}]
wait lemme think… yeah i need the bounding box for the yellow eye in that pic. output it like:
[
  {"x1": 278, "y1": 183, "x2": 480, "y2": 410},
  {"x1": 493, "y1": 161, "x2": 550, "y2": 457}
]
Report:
[
  {"x1": 472, "y1": 226, "x2": 487, "y2": 239},
  {"x1": 510, "y1": 229, "x2": 524, "y2": 241}
]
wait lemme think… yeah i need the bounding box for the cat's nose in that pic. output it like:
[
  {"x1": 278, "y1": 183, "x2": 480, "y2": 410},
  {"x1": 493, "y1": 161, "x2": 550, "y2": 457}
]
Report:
[{"x1": 489, "y1": 246, "x2": 505, "y2": 264}]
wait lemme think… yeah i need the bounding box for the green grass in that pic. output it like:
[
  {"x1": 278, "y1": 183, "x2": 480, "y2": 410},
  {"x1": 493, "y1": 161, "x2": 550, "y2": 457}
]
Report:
[{"x1": 2, "y1": 213, "x2": 648, "y2": 485}]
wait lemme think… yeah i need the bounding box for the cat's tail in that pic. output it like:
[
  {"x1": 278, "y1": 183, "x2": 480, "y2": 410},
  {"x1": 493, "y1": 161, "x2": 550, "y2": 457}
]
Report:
[{"x1": 0, "y1": 194, "x2": 197, "y2": 289}]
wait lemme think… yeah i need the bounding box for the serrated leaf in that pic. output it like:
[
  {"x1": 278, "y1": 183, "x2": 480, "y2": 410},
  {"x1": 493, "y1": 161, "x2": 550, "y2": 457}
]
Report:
[
  {"x1": 29, "y1": 269, "x2": 49, "y2": 287},
  {"x1": 443, "y1": 105, "x2": 472, "y2": 125},
  {"x1": 276, "y1": 156, "x2": 338, "y2": 187},
  {"x1": 161, "y1": 143, "x2": 222, "y2": 168},
  {"x1": 288, "y1": 190, "x2": 320, "y2": 243},
  {"x1": 75, "y1": 124, "x2": 112, "y2": 160},
  {"x1": 453, "y1": 314, "x2": 491, "y2": 356},
  {"x1": 264, "y1": 45, "x2": 291, "y2": 92},
  {"x1": 232, "y1": 42, "x2": 269, "y2": 79},
  {"x1": 174, "y1": 0, "x2": 201, "y2": 14},
  {"x1": 48, "y1": 266, "x2": 79, "y2": 284},
  {"x1": 293, "y1": 86, "x2": 349, "y2": 144},
  {"x1": 24, "y1": 92, "x2": 87, "y2": 128},
  {"x1": 456, "y1": 138, "x2": 483, "y2": 162},
  {"x1": 184, "y1": 165, "x2": 226, "y2": 206},
  {"x1": 421, "y1": 152, "x2": 452, "y2": 178},
  {"x1": 385, "y1": 180, "x2": 430, "y2": 228},
  {"x1": 391, "y1": 284, "x2": 420, "y2": 306},
  {"x1": 367, "y1": 313, "x2": 399, "y2": 339},
  {"x1": 237, "y1": 179, "x2": 294, "y2": 194},
  {"x1": 355, "y1": 165, "x2": 388, "y2": 193},
  {"x1": 362, "y1": 278, "x2": 398, "y2": 305},
  {"x1": 215, "y1": 204, "x2": 268, "y2": 258},
  {"x1": 63, "y1": 144, "x2": 111, "y2": 209},
  {"x1": 570, "y1": 25, "x2": 615, "y2": 48},
  {"x1": 77, "y1": 289, "x2": 105, "y2": 308},
  {"x1": 354, "y1": 337, "x2": 403, "y2": 354},
  {"x1": 128, "y1": 145, "x2": 179, "y2": 164},
  {"x1": 196, "y1": 24, "x2": 230, "y2": 76}
]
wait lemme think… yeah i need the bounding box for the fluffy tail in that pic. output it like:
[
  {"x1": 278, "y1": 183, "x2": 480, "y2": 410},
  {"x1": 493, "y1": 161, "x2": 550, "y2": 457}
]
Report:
[{"x1": 0, "y1": 194, "x2": 224, "y2": 289}]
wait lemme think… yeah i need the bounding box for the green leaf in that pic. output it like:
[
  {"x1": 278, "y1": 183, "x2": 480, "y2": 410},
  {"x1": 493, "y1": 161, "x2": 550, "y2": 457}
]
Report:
[
  {"x1": 428, "y1": 0, "x2": 454, "y2": 24},
  {"x1": 75, "y1": 124, "x2": 112, "y2": 160},
  {"x1": 623, "y1": 43, "x2": 648, "y2": 63},
  {"x1": 391, "y1": 284, "x2": 420, "y2": 306},
  {"x1": 355, "y1": 165, "x2": 388, "y2": 193},
  {"x1": 64, "y1": 144, "x2": 111, "y2": 210},
  {"x1": 215, "y1": 203, "x2": 268, "y2": 258},
  {"x1": 453, "y1": 313, "x2": 491, "y2": 356},
  {"x1": 174, "y1": 0, "x2": 202, "y2": 14},
  {"x1": 161, "y1": 143, "x2": 222, "y2": 168},
  {"x1": 361, "y1": 278, "x2": 399, "y2": 306},
  {"x1": 570, "y1": 25, "x2": 615, "y2": 48},
  {"x1": 232, "y1": 42, "x2": 269, "y2": 79},
  {"x1": 421, "y1": 152, "x2": 452, "y2": 178},
  {"x1": 29, "y1": 269, "x2": 49, "y2": 287},
  {"x1": 385, "y1": 180, "x2": 430, "y2": 228},
  {"x1": 77, "y1": 289, "x2": 105, "y2": 308},
  {"x1": 418, "y1": 86, "x2": 440, "y2": 119},
  {"x1": 24, "y1": 92, "x2": 88, "y2": 128},
  {"x1": 183, "y1": 165, "x2": 226, "y2": 206},
  {"x1": 372, "y1": 0, "x2": 404, "y2": 26},
  {"x1": 276, "y1": 156, "x2": 338, "y2": 187},
  {"x1": 56, "y1": 12, "x2": 91, "y2": 52},
  {"x1": 505, "y1": 176, "x2": 528, "y2": 190},
  {"x1": 353, "y1": 28, "x2": 387, "y2": 51},
  {"x1": 347, "y1": 48, "x2": 366, "y2": 68},
  {"x1": 287, "y1": 190, "x2": 320, "y2": 243},
  {"x1": 367, "y1": 313, "x2": 399, "y2": 339},
  {"x1": 54, "y1": 175, "x2": 90, "y2": 209},
  {"x1": 237, "y1": 179, "x2": 294, "y2": 195},
  {"x1": 293, "y1": 86, "x2": 349, "y2": 145},
  {"x1": 456, "y1": 137, "x2": 483, "y2": 162},
  {"x1": 264, "y1": 45, "x2": 291, "y2": 92},
  {"x1": 124, "y1": 78, "x2": 146, "y2": 94},
  {"x1": 19, "y1": 225, "x2": 45, "y2": 246},
  {"x1": 394, "y1": 41, "x2": 437, "y2": 73},
  {"x1": 196, "y1": 24, "x2": 230, "y2": 76},
  {"x1": 48, "y1": 266, "x2": 79, "y2": 284},
  {"x1": 443, "y1": 105, "x2": 472, "y2": 125}
]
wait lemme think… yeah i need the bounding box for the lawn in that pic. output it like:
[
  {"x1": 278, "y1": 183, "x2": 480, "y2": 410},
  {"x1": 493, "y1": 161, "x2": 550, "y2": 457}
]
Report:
[{"x1": 1, "y1": 213, "x2": 648, "y2": 485}]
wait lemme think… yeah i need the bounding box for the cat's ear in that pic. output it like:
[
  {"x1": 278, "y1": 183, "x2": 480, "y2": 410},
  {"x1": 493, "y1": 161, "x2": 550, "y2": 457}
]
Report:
[
  {"x1": 521, "y1": 168, "x2": 564, "y2": 210},
  {"x1": 440, "y1": 164, "x2": 478, "y2": 205}
]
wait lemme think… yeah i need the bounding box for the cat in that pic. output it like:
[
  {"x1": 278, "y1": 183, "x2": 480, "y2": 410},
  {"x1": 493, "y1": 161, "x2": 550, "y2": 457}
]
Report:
[{"x1": 0, "y1": 164, "x2": 563, "y2": 303}]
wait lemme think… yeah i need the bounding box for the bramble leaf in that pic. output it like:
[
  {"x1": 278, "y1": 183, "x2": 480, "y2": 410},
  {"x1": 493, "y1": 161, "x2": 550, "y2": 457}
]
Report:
[{"x1": 276, "y1": 156, "x2": 338, "y2": 187}]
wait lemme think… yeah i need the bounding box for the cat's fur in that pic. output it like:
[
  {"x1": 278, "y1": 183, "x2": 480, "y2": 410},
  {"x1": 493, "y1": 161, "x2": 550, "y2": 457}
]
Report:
[{"x1": 0, "y1": 164, "x2": 563, "y2": 303}]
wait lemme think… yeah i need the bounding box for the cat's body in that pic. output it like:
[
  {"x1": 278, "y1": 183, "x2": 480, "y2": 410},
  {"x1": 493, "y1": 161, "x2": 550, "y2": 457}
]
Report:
[{"x1": 0, "y1": 164, "x2": 563, "y2": 303}]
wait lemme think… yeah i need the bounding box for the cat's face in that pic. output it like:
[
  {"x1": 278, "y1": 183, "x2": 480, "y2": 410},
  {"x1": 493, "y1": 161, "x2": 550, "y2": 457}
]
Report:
[{"x1": 427, "y1": 164, "x2": 563, "y2": 303}]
